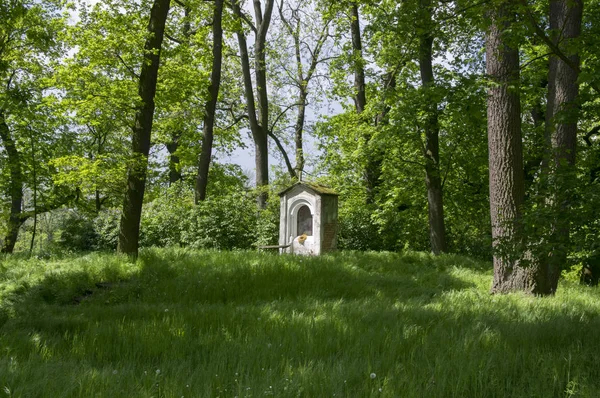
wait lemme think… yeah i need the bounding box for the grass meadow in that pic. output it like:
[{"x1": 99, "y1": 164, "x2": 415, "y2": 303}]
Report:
[{"x1": 1, "y1": 248, "x2": 599, "y2": 397}]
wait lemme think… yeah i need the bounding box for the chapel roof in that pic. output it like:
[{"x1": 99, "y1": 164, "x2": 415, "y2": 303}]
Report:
[{"x1": 278, "y1": 181, "x2": 338, "y2": 197}]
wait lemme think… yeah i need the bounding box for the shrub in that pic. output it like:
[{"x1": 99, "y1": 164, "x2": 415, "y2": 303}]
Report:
[
  {"x1": 255, "y1": 192, "x2": 280, "y2": 247},
  {"x1": 57, "y1": 210, "x2": 98, "y2": 252},
  {"x1": 93, "y1": 208, "x2": 121, "y2": 251},
  {"x1": 140, "y1": 183, "x2": 194, "y2": 248},
  {"x1": 337, "y1": 201, "x2": 383, "y2": 251},
  {"x1": 181, "y1": 192, "x2": 256, "y2": 250}
]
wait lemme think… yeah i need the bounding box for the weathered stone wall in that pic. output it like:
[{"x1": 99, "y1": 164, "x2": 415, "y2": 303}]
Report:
[{"x1": 320, "y1": 196, "x2": 338, "y2": 252}]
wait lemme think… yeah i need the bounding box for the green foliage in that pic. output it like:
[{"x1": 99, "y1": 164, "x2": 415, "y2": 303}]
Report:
[
  {"x1": 92, "y1": 208, "x2": 121, "y2": 251},
  {"x1": 181, "y1": 192, "x2": 256, "y2": 250},
  {"x1": 140, "y1": 183, "x2": 194, "y2": 248},
  {"x1": 141, "y1": 165, "x2": 257, "y2": 250},
  {"x1": 254, "y1": 191, "x2": 280, "y2": 247},
  {"x1": 57, "y1": 210, "x2": 98, "y2": 252},
  {"x1": 1, "y1": 249, "x2": 600, "y2": 396},
  {"x1": 337, "y1": 201, "x2": 382, "y2": 251}
]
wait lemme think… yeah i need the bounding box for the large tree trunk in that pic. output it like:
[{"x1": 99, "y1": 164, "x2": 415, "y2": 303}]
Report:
[
  {"x1": 418, "y1": 0, "x2": 447, "y2": 255},
  {"x1": 118, "y1": 0, "x2": 170, "y2": 257},
  {"x1": 195, "y1": 0, "x2": 224, "y2": 203},
  {"x1": 543, "y1": 0, "x2": 583, "y2": 293},
  {"x1": 254, "y1": 0, "x2": 273, "y2": 208},
  {"x1": 0, "y1": 111, "x2": 24, "y2": 254},
  {"x1": 486, "y1": 3, "x2": 530, "y2": 293}
]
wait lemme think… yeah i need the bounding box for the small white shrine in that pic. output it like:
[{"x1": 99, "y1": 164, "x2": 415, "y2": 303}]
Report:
[{"x1": 278, "y1": 182, "x2": 339, "y2": 255}]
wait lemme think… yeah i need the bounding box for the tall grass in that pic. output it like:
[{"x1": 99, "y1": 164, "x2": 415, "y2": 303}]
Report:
[{"x1": 1, "y1": 249, "x2": 599, "y2": 397}]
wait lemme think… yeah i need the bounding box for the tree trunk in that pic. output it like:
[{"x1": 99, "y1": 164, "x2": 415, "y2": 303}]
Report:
[
  {"x1": 166, "y1": 135, "x2": 182, "y2": 185},
  {"x1": 95, "y1": 189, "x2": 103, "y2": 213},
  {"x1": 196, "y1": 0, "x2": 224, "y2": 203},
  {"x1": 232, "y1": 0, "x2": 273, "y2": 209},
  {"x1": 166, "y1": 7, "x2": 191, "y2": 188},
  {"x1": 118, "y1": 0, "x2": 170, "y2": 257},
  {"x1": 276, "y1": 2, "x2": 330, "y2": 180},
  {"x1": 0, "y1": 111, "x2": 24, "y2": 254},
  {"x1": 543, "y1": 0, "x2": 582, "y2": 293},
  {"x1": 350, "y1": 3, "x2": 366, "y2": 115},
  {"x1": 29, "y1": 136, "x2": 37, "y2": 256},
  {"x1": 418, "y1": 0, "x2": 447, "y2": 255},
  {"x1": 486, "y1": 4, "x2": 529, "y2": 293},
  {"x1": 294, "y1": 90, "x2": 307, "y2": 179},
  {"x1": 350, "y1": 3, "x2": 381, "y2": 203},
  {"x1": 254, "y1": 0, "x2": 273, "y2": 208}
]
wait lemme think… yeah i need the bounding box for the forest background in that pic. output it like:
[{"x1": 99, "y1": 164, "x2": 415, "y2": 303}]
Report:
[{"x1": 1, "y1": 0, "x2": 599, "y2": 296}]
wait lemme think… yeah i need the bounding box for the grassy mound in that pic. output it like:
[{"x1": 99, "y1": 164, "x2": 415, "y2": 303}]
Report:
[{"x1": 0, "y1": 248, "x2": 599, "y2": 397}]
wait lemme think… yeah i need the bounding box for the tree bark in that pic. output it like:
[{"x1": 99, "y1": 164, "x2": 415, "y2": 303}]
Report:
[
  {"x1": 0, "y1": 111, "x2": 24, "y2": 254},
  {"x1": 118, "y1": 0, "x2": 171, "y2": 257},
  {"x1": 418, "y1": 0, "x2": 447, "y2": 255},
  {"x1": 232, "y1": 0, "x2": 272, "y2": 209},
  {"x1": 350, "y1": 3, "x2": 381, "y2": 203},
  {"x1": 166, "y1": 134, "x2": 182, "y2": 185},
  {"x1": 350, "y1": 3, "x2": 366, "y2": 115},
  {"x1": 254, "y1": 0, "x2": 273, "y2": 208},
  {"x1": 195, "y1": 0, "x2": 224, "y2": 203},
  {"x1": 166, "y1": 6, "x2": 191, "y2": 188},
  {"x1": 486, "y1": 3, "x2": 529, "y2": 293},
  {"x1": 543, "y1": 0, "x2": 582, "y2": 293},
  {"x1": 294, "y1": 91, "x2": 307, "y2": 179}
]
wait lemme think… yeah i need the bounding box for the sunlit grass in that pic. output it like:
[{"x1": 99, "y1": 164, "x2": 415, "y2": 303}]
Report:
[{"x1": 1, "y1": 248, "x2": 599, "y2": 397}]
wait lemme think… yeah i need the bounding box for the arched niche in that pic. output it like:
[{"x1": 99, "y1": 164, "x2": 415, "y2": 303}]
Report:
[
  {"x1": 296, "y1": 205, "x2": 313, "y2": 236},
  {"x1": 289, "y1": 199, "x2": 314, "y2": 238}
]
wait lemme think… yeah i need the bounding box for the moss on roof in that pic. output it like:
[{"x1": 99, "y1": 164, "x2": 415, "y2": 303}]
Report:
[{"x1": 278, "y1": 181, "x2": 338, "y2": 196}]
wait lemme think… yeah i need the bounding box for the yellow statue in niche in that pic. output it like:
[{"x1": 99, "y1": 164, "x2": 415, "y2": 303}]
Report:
[{"x1": 298, "y1": 234, "x2": 308, "y2": 244}]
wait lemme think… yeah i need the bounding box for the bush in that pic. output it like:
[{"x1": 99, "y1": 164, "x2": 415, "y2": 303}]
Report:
[
  {"x1": 181, "y1": 192, "x2": 256, "y2": 250},
  {"x1": 93, "y1": 208, "x2": 121, "y2": 251},
  {"x1": 57, "y1": 210, "x2": 98, "y2": 252},
  {"x1": 140, "y1": 183, "x2": 194, "y2": 248},
  {"x1": 255, "y1": 192, "x2": 280, "y2": 247}
]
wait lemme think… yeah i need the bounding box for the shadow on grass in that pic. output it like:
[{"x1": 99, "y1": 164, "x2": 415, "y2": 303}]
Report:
[
  {"x1": 1, "y1": 248, "x2": 599, "y2": 397},
  {"x1": 129, "y1": 249, "x2": 479, "y2": 306}
]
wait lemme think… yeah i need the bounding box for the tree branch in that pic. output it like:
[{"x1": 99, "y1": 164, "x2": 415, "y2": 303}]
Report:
[
  {"x1": 520, "y1": 0, "x2": 600, "y2": 94},
  {"x1": 267, "y1": 129, "x2": 296, "y2": 178},
  {"x1": 520, "y1": 52, "x2": 552, "y2": 70},
  {"x1": 219, "y1": 114, "x2": 247, "y2": 131},
  {"x1": 19, "y1": 189, "x2": 79, "y2": 223},
  {"x1": 115, "y1": 52, "x2": 139, "y2": 79},
  {"x1": 438, "y1": 0, "x2": 491, "y2": 21},
  {"x1": 165, "y1": 32, "x2": 183, "y2": 44},
  {"x1": 269, "y1": 102, "x2": 303, "y2": 132},
  {"x1": 584, "y1": 125, "x2": 600, "y2": 147}
]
